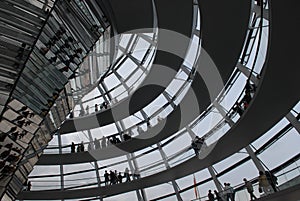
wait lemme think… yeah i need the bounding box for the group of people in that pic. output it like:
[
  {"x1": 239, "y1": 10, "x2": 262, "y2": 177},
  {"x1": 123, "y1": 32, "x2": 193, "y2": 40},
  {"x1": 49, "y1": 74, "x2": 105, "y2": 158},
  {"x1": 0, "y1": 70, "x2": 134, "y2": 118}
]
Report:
[
  {"x1": 208, "y1": 183, "x2": 235, "y2": 201},
  {"x1": 0, "y1": 143, "x2": 23, "y2": 178},
  {"x1": 244, "y1": 171, "x2": 278, "y2": 200},
  {"x1": 207, "y1": 171, "x2": 278, "y2": 201},
  {"x1": 0, "y1": 106, "x2": 35, "y2": 179},
  {"x1": 95, "y1": 102, "x2": 109, "y2": 112},
  {"x1": 76, "y1": 102, "x2": 110, "y2": 117},
  {"x1": 13, "y1": 115, "x2": 32, "y2": 128},
  {"x1": 102, "y1": 133, "x2": 132, "y2": 146},
  {"x1": 70, "y1": 133, "x2": 133, "y2": 153},
  {"x1": 208, "y1": 190, "x2": 222, "y2": 201},
  {"x1": 103, "y1": 168, "x2": 132, "y2": 185},
  {"x1": 4, "y1": 106, "x2": 35, "y2": 142},
  {"x1": 7, "y1": 127, "x2": 28, "y2": 142},
  {"x1": 70, "y1": 141, "x2": 85, "y2": 153},
  {"x1": 191, "y1": 136, "x2": 205, "y2": 156},
  {"x1": 40, "y1": 25, "x2": 83, "y2": 80},
  {"x1": 258, "y1": 171, "x2": 278, "y2": 195},
  {"x1": 232, "y1": 81, "x2": 256, "y2": 116}
]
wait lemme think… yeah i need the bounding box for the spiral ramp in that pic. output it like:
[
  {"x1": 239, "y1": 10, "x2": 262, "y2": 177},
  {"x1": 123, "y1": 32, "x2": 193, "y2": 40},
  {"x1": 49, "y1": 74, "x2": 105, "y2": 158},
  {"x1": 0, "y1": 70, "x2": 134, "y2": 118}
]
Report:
[{"x1": 0, "y1": 0, "x2": 299, "y2": 200}]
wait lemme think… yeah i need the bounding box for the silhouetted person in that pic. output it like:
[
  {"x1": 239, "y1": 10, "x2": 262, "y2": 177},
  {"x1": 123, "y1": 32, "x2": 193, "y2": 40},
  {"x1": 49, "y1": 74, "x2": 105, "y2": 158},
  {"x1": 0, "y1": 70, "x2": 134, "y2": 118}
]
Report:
[
  {"x1": 118, "y1": 173, "x2": 123, "y2": 183},
  {"x1": 258, "y1": 171, "x2": 272, "y2": 195},
  {"x1": 17, "y1": 119, "x2": 25, "y2": 127},
  {"x1": 146, "y1": 117, "x2": 151, "y2": 127},
  {"x1": 14, "y1": 116, "x2": 23, "y2": 121},
  {"x1": 123, "y1": 133, "x2": 131, "y2": 141},
  {"x1": 7, "y1": 153, "x2": 19, "y2": 163},
  {"x1": 111, "y1": 136, "x2": 117, "y2": 144},
  {"x1": 88, "y1": 143, "x2": 92, "y2": 151},
  {"x1": 27, "y1": 181, "x2": 32, "y2": 191},
  {"x1": 232, "y1": 103, "x2": 244, "y2": 116},
  {"x1": 22, "y1": 111, "x2": 34, "y2": 118},
  {"x1": 101, "y1": 136, "x2": 107, "y2": 148},
  {"x1": 10, "y1": 132, "x2": 18, "y2": 141},
  {"x1": 4, "y1": 143, "x2": 13, "y2": 150},
  {"x1": 191, "y1": 140, "x2": 199, "y2": 156},
  {"x1": 12, "y1": 147, "x2": 22, "y2": 154},
  {"x1": 80, "y1": 141, "x2": 84, "y2": 152},
  {"x1": 0, "y1": 133, "x2": 6, "y2": 142},
  {"x1": 245, "y1": 80, "x2": 256, "y2": 94},
  {"x1": 104, "y1": 170, "x2": 109, "y2": 186},
  {"x1": 228, "y1": 183, "x2": 235, "y2": 201},
  {"x1": 110, "y1": 170, "x2": 117, "y2": 185},
  {"x1": 94, "y1": 138, "x2": 100, "y2": 149},
  {"x1": 114, "y1": 170, "x2": 119, "y2": 183},
  {"x1": 214, "y1": 190, "x2": 222, "y2": 201},
  {"x1": 124, "y1": 167, "x2": 131, "y2": 182},
  {"x1": 102, "y1": 102, "x2": 108, "y2": 109},
  {"x1": 79, "y1": 109, "x2": 85, "y2": 116},
  {"x1": 20, "y1": 130, "x2": 27, "y2": 138},
  {"x1": 115, "y1": 136, "x2": 121, "y2": 144},
  {"x1": 85, "y1": 105, "x2": 89, "y2": 114},
  {"x1": 242, "y1": 91, "x2": 252, "y2": 107},
  {"x1": 191, "y1": 136, "x2": 204, "y2": 156},
  {"x1": 71, "y1": 142, "x2": 75, "y2": 153},
  {"x1": 9, "y1": 126, "x2": 17, "y2": 133},
  {"x1": 224, "y1": 183, "x2": 230, "y2": 201},
  {"x1": 208, "y1": 190, "x2": 214, "y2": 201},
  {"x1": 77, "y1": 144, "x2": 81, "y2": 152},
  {"x1": 0, "y1": 150, "x2": 10, "y2": 159},
  {"x1": 265, "y1": 171, "x2": 278, "y2": 192},
  {"x1": 19, "y1": 106, "x2": 27, "y2": 112},
  {"x1": 243, "y1": 178, "x2": 257, "y2": 200}
]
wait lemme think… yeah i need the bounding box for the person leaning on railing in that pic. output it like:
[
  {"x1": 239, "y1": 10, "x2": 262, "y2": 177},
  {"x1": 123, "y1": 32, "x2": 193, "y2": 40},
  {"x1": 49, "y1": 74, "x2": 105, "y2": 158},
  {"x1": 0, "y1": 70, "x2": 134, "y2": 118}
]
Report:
[
  {"x1": 243, "y1": 178, "x2": 257, "y2": 200},
  {"x1": 258, "y1": 171, "x2": 272, "y2": 195}
]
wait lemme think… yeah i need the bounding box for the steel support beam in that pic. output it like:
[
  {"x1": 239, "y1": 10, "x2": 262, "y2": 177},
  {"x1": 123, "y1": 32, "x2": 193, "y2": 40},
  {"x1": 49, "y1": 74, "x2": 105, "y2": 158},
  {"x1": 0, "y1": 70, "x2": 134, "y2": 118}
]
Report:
[
  {"x1": 116, "y1": 120, "x2": 147, "y2": 201},
  {"x1": 285, "y1": 112, "x2": 300, "y2": 134},
  {"x1": 213, "y1": 101, "x2": 235, "y2": 127},
  {"x1": 245, "y1": 145, "x2": 265, "y2": 172},
  {"x1": 236, "y1": 62, "x2": 259, "y2": 85},
  {"x1": 208, "y1": 166, "x2": 223, "y2": 192},
  {"x1": 157, "y1": 142, "x2": 183, "y2": 201}
]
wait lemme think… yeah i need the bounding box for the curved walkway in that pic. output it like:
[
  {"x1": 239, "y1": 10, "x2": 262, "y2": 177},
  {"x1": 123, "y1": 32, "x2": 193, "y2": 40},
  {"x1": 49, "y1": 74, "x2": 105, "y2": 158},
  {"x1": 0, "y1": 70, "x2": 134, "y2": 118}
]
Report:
[
  {"x1": 37, "y1": 72, "x2": 209, "y2": 164},
  {"x1": 59, "y1": 0, "x2": 250, "y2": 134},
  {"x1": 257, "y1": 183, "x2": 300, "y2": 201},
  {"x1": 38, "y1": 0, "x2": 251, "y2": 164},
  {"x1": 18, "y1": 0, "x2": 300, "y2": 199}
]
